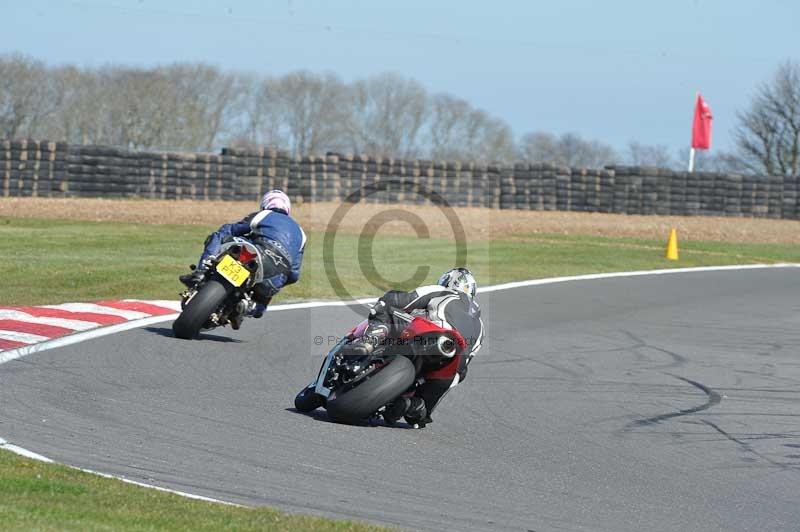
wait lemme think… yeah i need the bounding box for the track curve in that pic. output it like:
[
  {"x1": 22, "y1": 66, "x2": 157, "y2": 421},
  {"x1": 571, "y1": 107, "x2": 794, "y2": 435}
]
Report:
[{"x1": 2, "y1": 267, "x2": 800, "y2": 531}]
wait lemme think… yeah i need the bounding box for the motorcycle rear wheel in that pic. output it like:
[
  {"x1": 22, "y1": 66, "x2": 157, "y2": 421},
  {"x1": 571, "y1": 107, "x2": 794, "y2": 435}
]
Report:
[
  {"x1": 326, "y1": 356, "x2": 416, "y2": 424},
  {"x1": 172, "y1": 279, "x2": 230, "y2": 339}
]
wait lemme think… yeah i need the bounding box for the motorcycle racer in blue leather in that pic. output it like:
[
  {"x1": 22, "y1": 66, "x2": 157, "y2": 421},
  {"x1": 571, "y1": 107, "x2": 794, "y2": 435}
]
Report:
[{"x1": 180, "y1": 190, "x2": 306, "y2": 320}]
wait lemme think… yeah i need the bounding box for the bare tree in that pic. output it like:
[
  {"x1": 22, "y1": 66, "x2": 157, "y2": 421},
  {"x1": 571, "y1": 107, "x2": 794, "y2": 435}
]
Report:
[
  {"x1": 627, "y1": 141, "x2": 673, "y2": 168},
  {"x1": 0, "y1": 54, "x2": 51, "y2": 138},
  {"x1": 6, "y1": 55, "x2": 716, "y2": 172},
  {"x1": 466, "y1": 113, "x2": 515, "y2": 163},
  {"x1": 99, "y1": 66, "x2": 175, "y2": 150},
  {"x1": 46, "y1": 65, "x2": 114, "y2": 145},
  {"x1": 518, "y1": 131, "x2": 617, "y2": 168},
  {"x1": 35, "y1": 63, "x2": 244, "y2": 151},
  {"x1": 253, "y1": 71, "x2": 348, "y2": 157},
  {"x1": 426, "y1": 94, "x2": 514, "y2": 162},
  {"x1": 518, "y1": 131, "x2": 560, "y2": 162},
  {"x1": 232, "y1": 74, "x2": 281, "y2": 149},
  {"x1": 558, "y1": 133, "x2": 586, "y2": 166},
  {"x1": 561, "y1": 133, "x2": 617, "y2": 168},
  {"x1": 163, "y1": 64, "x2": 244, "y2": 151},
  {"x1": 344, "y1": 73, "x2": 427, "y2": 158},
  {"x1": 48, "y1": 66, "x2": 90, "y2": 143},
  {"x1": 673, "y1": 147, "x2": 742, "y2": 173},
  {"x1": 427, "y1": 94, "x2": 471, "y2": 160},
  {"x1": 734, "y1": 60, "x2": 800, "y2": 176}
]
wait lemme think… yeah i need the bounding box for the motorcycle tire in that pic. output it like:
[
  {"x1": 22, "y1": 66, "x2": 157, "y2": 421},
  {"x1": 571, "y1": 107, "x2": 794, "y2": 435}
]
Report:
[
  {"x1": 172, "y1": 279, "x2": 230, "y2": 339},
  {"x1": 326, "y1": 355, "x2": 416, "y2": 424},
  {"x1": 294, "y1": 385, "x2": 324, "y2": 412}
]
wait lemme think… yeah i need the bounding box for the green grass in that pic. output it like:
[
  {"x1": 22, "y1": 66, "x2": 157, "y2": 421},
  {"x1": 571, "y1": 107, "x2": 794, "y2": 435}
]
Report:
[
  {"x1": 0, "y1": 449, "x2": 388, "y2": 532},
  {"x1": 2, "y1": 217, "x2": 799, "y2": 305}
]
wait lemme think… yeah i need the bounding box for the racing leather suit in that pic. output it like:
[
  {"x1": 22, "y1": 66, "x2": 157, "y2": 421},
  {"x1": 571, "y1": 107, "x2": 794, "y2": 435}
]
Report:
[
  {"x1": 370, "y1": 285, "x2": 484, "y2": 425},
  {"x1": 199, "y1": 208, "x2": 306, "y2": 300}
]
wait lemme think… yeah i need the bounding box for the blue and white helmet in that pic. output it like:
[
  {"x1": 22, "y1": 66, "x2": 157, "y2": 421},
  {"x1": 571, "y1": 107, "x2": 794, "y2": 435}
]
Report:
[{"x1": 438, "y1": 267, "x2": 477, "y2": 299}]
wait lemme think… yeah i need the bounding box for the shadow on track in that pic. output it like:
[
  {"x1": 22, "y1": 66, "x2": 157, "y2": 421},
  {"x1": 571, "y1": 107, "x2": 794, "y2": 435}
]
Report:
[
  {"x1": 143, "y1": 326, "x2": 243, "y2": 344},
  {"x1": 284, "y1": 407, "x2": 416, "y2": 429}
]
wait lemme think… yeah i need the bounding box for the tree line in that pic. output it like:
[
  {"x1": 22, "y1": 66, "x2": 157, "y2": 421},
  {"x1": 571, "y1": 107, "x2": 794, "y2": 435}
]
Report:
[{"x1": 1, "y1": 53, "x2": 797, "y2": 176}]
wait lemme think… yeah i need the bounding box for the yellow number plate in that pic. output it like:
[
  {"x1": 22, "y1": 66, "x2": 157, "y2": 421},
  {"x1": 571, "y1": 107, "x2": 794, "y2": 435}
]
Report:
[{"x1": 216, "y1": 255, "x2": 249, "y2": 287}]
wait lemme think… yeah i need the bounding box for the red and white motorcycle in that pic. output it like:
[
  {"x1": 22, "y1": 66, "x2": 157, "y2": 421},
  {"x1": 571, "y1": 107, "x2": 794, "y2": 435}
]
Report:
[{"x1": 294, "y1": 311, "x2": 466, "y2": 424}]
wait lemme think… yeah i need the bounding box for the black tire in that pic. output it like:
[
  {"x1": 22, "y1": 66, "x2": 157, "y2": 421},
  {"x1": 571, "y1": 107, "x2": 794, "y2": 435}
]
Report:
[
  {"x1": 172, "y1": 279, "x2": 230, "y2": 339},
  {"x1": 294, "y1": 385, "x2": 324, "y2": 413},
  {"x1": 326, "y1": 356, "x2": 416, "y2": 424}
]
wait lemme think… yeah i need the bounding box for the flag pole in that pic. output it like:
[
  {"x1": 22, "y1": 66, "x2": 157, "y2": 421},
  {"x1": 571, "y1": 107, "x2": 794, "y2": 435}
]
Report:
[{"x1": 688, "y1": 91, "x2": 699, "y2": 173}]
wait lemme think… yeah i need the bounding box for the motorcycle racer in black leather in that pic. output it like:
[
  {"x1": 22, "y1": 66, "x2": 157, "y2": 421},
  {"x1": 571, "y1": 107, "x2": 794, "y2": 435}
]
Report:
[{"x1": 344, "y1": 268, "x2": 484, "y2": 427}]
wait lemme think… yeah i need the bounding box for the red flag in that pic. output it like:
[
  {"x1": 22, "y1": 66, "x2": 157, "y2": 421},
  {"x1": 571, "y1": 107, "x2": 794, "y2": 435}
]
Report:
[{"x1": 691, "y1": 93, "x2": 712, "y2": 150}]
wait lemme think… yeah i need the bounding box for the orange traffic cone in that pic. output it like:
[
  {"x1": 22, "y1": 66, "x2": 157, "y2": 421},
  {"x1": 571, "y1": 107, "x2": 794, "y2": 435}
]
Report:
[{"x1": 665, "y1": 228, "x2": 679, "y2": 260}]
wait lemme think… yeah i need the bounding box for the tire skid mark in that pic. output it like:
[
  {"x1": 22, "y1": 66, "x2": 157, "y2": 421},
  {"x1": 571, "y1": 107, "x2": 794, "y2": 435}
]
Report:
[
  {"x1": 622, "y1": 330, "x2": 688, "y2": 369},
  {"x1": 699, "y1": 419, "x2": 800, "y2": 471},
  {"x1": 486, "y1": 346, "x2": 583, "y2": 378},
  {"x1": 626, "y1": 374, "x2": 721, "y2": 429}
]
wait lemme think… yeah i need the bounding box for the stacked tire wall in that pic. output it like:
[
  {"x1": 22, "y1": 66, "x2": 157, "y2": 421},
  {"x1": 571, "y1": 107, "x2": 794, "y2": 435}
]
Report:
[{"x1": 1, "y1": 139, "x2": 797, "y2": 219}]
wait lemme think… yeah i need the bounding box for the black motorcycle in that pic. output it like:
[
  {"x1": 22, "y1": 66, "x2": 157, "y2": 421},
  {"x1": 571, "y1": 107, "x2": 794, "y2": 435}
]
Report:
[
  {"x1": 173, "y1": 237, "x2": 268, "y2": 339},
  {"x1": 294, "y1": 311, "x2": 466, "y2": 424}
]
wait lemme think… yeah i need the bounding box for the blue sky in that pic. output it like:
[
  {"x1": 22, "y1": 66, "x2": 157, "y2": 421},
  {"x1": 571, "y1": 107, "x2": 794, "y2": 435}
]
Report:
[{"x1": 3, "y1": 0, "x2": 798, "y2": 155}]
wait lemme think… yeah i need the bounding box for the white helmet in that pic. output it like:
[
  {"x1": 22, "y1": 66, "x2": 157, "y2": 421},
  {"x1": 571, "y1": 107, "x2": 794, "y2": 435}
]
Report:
[
  {"x1": 260, "y1": 189, "x2": 291, "y2": 215},
  {"x1": 438, "y1": 268, "x2": 477, "y2": 299}
]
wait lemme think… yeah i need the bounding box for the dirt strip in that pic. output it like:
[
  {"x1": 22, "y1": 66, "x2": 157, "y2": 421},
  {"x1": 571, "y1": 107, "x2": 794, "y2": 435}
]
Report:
[{"x1": 2, "y1": 197, "x2": 799, "y2": 244}]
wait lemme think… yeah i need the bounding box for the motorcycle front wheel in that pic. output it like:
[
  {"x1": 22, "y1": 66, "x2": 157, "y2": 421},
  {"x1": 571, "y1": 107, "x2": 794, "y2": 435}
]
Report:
[
  {"x1": 294, "y1": 385, "x2": 324, "y2": 412},
  {"x1": 172, "y1": 279, "x2": 230, "y2": 339}
]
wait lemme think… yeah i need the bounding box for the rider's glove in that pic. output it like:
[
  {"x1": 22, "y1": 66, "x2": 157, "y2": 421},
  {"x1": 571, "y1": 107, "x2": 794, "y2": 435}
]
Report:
[
  {"x1": 363, "y1": 323, "x2": 389, "y2": 348},
  {"x1": 369, "y1": 300, "x2": 386, "y2": 317}
]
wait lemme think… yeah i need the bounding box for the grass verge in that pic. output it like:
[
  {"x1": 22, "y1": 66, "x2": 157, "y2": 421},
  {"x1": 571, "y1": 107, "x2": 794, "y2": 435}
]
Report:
[
  {"x1": 1, "y1": 217, "x2": 798, "y2": 306},
  {"x1": 0, "y1": 449, "x2": 388, "y2": 531}
]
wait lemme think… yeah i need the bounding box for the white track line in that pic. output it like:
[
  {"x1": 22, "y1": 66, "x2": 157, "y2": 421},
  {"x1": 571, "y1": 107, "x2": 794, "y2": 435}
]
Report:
[
  {"x1": 82, "y1": 466, "x2": 242, "y2": 506},
  {"x1": 268, "y1": 296, "x2": 378, "y2": 311},
  {"x1": 0, "y1": 315, "x2": 178, "y2": 365},
  {"x1": 477, "y1": 263, "x2": 800, "y2": 293},
  {"x1": 2, "y1": 263, "x2": 799, "y2": 367},
  {"x1": 0, "y1": 437, "x2": 240, "y2": 506},
  {"x1": 42, "y1": 303, "x2": 150, "y2": 320},
  {"x1": 1, "y1": 262, "x2": 799, "y2": 510},
  {"x1": 0, "y1": 309, "x2": 101, "y2": 331},
  {"x1": 0, "y1": 330, "x2": 50, "y2": 344},
  {"x1": 0, "y1": 438, "x2": 53, "y2": 462}
]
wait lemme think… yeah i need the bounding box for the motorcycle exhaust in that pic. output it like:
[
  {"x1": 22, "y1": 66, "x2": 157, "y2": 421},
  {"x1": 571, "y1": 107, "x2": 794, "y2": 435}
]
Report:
[{"x1": 437, "y1": 335, "x2": 457, "y2": 358}]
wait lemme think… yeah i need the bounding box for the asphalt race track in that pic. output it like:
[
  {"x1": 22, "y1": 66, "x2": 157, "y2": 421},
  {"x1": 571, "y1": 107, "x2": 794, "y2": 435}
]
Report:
[{"x1": 2, "y1": 267, "x2": 800, "y2": 531}]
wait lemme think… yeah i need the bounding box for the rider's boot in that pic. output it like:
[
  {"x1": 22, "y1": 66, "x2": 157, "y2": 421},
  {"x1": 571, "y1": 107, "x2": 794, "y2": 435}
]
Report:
[
  {"x1": 251, "y1": 285, "x2": 274, "y2": 319},
  {"x1": 231, "y1": 300, "x2": 252, "y2": 330},
  {"x1": 179, "y1": 266, "x2": 205, "y2": 287},
  {"x1": 251, "y1": 302, "x2": 266, "y2": 319},
  {"x1": 250, "y1": 296, "x2": 272, "y2": 319},
  {"x1": 383, "y1": 397, "x2": 410, "y2": 425},
  {"x1": 383, "y1": 396, "x2": 426, "y2": 426}
]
